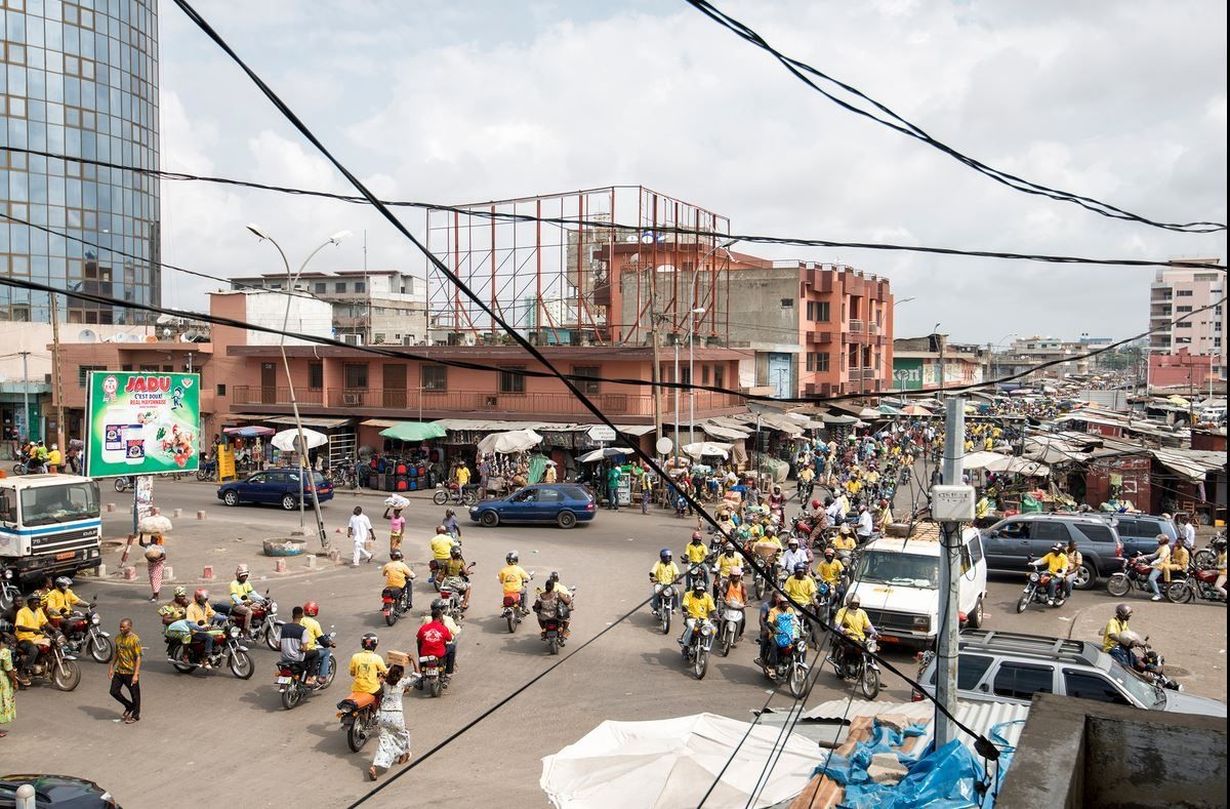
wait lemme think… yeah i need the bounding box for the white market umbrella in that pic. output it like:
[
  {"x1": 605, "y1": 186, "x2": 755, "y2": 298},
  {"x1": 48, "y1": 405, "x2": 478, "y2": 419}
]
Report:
[
  {"x1": 272, "y1": 427, "x2": 328, "y2": 453},
  {"x1": 682, "y1": 441, "x2": 732, "y2": 459},
  {"x1": 540, "y1": 713, "x2": 816, "y2": 809},
  {"x1": 961, "y1": 450, "x2": 1010, "y2": 471},
  {"x1": 477, "y1": 428, "x2": 543, "y2": 455},
  {"x1": 578, "y1": 447, "x2": 634, "y2": 463},
  {"x1": 984, "y1": 455, "x2": 1051, "y2": 477}
]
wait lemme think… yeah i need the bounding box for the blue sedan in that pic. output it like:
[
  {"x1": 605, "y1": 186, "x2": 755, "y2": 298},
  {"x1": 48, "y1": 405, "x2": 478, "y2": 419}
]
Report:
[
  {"x1": 217, "y1": 469, "x2": 334, "y2": 510},
  {"x1": 468, "y1": 483, "x2": 596, "y2": 529}
]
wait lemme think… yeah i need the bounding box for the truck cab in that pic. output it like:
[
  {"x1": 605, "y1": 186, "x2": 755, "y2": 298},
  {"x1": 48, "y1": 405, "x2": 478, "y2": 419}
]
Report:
[
  {"x1": 0, "y1": 474, "x2": 103, "y2": 600},
  {"x1": 847, "y1": 524, "x2": 988, "y2": 648}
]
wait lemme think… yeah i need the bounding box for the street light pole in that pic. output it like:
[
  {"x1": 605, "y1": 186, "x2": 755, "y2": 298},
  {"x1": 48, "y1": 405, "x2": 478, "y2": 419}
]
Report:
[
  {"x1": 688, "y1": 306, "x2": 705, "y2": 445},
  {"x1": 248, "y1": 224, "x2": 350, "y2": 551}
]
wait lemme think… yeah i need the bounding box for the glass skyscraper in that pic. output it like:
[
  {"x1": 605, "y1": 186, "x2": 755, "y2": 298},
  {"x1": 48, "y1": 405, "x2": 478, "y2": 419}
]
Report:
[{"x1": 1, "y1": 0, "x2": 159, "y2": 324}]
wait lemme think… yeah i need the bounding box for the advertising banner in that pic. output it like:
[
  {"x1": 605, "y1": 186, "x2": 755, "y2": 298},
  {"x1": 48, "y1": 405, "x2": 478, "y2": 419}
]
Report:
[
  {"x1": 892, "y1": 358, "x2": 924, "y2": 391},
  {"x1": 85, "y1": 372, "x2": 201, "y2": 477}
]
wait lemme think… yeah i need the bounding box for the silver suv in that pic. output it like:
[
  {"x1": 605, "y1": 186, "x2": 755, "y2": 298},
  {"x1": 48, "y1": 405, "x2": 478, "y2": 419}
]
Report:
[{"x1": 916, "y1": 630, "x2": 1226, "y2": 716}]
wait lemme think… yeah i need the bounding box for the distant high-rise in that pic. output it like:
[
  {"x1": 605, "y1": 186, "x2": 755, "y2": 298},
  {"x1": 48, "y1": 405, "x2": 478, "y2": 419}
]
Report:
[
  {"x1": 1, "y1": 0, "x2": 160, "y2": 324},
  {"x1": 1148, "y1": 262, "x2": 1225, "y2": 381}
]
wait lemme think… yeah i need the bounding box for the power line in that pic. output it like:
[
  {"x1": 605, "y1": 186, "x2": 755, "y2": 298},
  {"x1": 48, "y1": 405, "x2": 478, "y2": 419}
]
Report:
[
  {"x1": 683, "y1": 0, "x2": 1226, "y2": 234},
  {"x1": 3, "y1": 146, "x2": 1225, "y2": 272}
]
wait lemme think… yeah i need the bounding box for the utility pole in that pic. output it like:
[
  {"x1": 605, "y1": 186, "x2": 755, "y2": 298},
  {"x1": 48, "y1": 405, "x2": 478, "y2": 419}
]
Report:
[
  {"x1": 933, "y1": 395, "x2": 969, "y2": 749},
  {"x1": 18, "y1": 351, "x2": 31, "y2": 441},
  {"x1": 651, "y1": 310, "x2": 663, "y2": 450},
  {"x1": 50, "y1": 294, "x2": 65, "y2": 449}
]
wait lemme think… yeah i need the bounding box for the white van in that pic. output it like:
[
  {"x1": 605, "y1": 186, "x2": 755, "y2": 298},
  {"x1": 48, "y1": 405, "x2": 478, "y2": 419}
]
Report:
[{"x1": 846, "y1": 525, "x2": 987, "y2": 648}]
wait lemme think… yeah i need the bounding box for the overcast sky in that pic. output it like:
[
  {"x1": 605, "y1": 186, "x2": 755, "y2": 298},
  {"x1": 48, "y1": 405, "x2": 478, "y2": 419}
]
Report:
[{"x1": 158, "y1": 0, "x2": 1227, "y2": 345}]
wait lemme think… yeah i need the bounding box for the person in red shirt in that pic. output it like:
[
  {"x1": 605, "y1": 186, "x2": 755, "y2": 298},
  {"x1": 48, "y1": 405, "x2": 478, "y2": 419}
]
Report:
[{"x1": 416, "y1": 605, "x2": 454, "y2": 681}]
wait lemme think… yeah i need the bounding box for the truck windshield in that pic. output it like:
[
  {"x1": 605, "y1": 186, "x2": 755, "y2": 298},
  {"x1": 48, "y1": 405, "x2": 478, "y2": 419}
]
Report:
[
  {"x1": 858, "y1": 550, "x2": 940, "y2": 589},
  {"x1": 19, "y1": 483, "x2": 99, "y2": 526}
]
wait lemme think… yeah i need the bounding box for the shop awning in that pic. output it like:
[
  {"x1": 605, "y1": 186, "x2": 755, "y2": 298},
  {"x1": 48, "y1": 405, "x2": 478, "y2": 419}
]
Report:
[
  {"x1": 265, "y1": 416, "x2": 354, "y2": 429},
  {"x1": 361, "y1": 418, "x2": 401, "y2": 429},
  {"x1": 379, "y1": 421, "x2": 448, "y2": 442},
  {"x1": 701, "y1": 423, "x2": 750, "y2": 441},
  {"x1": 228, "y1": 413, "x2": 270, "y2": 422},
  {"x1": 612, "y1": 424, "x2": 657, "y2": 437}
]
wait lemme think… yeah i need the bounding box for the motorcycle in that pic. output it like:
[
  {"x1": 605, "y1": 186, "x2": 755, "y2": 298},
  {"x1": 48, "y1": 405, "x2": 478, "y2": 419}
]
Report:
[
  {"x1": 1124, "y1": 636, "x2": 1182, "y2": 691},
  {"x1": 114, "y1": 476, "x2": 135, "y2": 493},
  {"x1": 830, "y1": 634, "x2": 880, "y2": 699},
  {"x1": 381, "y1": 585, "x2": 412, "y2": 627},
  {"x1": 166, "y1": 625, "x2": 255, "y2": 679},
  {"x1": 501, "y1": 581, "x2": 531, "y2": 634},
  {"x1": 1105, "y1": 555, "x2": 1158, "y2": 598},
  {"x1": 228, "y1": 590, "x2": 283, "y2": 650},
  {"x1": 764, "y1": 636, "x2": 810, "y2": 698},
  {"x1": 275, "y1": 628, "x2": 337, "y2": 709},
  {"x1": 1192, "y1": 534, "x2": 1223, "y2": 570},
  {"x1": 651, "y1": 583, "x2": 677, "y2": 634},
  {"x1": 1166, "y1": 567, "x2": 1227, "y2": 604},
  {"x1": 432, "y1": 482, "x2": 475, "y2": 507},
  {"x1": 536, "y1": 586, "x2": 576, "y2": 656},
  {"x1": 52, "y1": 602, "x2": 115, "y2": 664},
  {"x1": 714, "y1": 599, "x2": 745, "y2": 657},
  {"x1": 337, "y1": 691, "x2": 382, "y2": 750},
  {"x1": 1015, "y1": 561, "x2": 1069, "y2": 612},
  {"x1": 682, "y1": 618, "x2": 716, "y2": 680},
  {"x1": 751, "y1": 552, "x2": 780, "y2": 601},
  {"x1": 19, "y1": 634, "x2": 82, "y2": 691},
  {"x1": 0, "y1": 567, "x2": 19, "y2": 613},
  {"x1": 195, "y1": 457, "x2": 217, "y2": 481},
  {"x1": 438, "y1": 577, "x2": 466, "y2": 622},
  {"x1": 415, "y1": 655, "x2": 445, "y2": 697}
]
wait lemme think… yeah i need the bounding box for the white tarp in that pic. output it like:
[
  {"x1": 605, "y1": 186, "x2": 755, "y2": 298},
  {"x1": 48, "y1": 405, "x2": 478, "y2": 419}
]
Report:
[
  {"x1": 477, "y1": 428, "x2": 543, "y2": 455},
  {"x1": 540, "y1": 713, "x2": 817, "y2": 809},
  {"x1": 984, "y1": 455, "x2": 1050, "y2": 476},
  {"x1": 960, "y1": 450, "x2": 1009, "y2": 471},
  {"x1": 683, "y1": 441, "x2": 733, "y2": 459}
]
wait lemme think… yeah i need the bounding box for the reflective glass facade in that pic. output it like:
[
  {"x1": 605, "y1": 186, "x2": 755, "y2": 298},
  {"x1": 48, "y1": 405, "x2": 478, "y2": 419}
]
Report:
[{"x1": 0, "y1": 0, "x2": 159, "y2": 324}]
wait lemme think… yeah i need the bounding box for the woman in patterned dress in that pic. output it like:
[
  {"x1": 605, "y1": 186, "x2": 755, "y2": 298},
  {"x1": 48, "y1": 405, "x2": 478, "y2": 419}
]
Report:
[
  {"x1": 142, "y1": 532, "x2": 166, "y2": 603},
  {"x1": 368, "y1": 665, "x2": 414, "y2": 781},
  {"x1": 0, "y1": 634, "x2": 17, "y2": 736}
]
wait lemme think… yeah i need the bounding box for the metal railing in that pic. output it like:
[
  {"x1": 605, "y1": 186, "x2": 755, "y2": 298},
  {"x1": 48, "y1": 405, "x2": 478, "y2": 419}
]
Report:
[{"x1": 848, "y1": 319, "x2": 864, "y2": 333}]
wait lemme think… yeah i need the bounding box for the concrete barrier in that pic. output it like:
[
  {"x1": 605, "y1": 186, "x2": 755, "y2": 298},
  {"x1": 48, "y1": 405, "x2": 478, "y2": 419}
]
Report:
[
  {"x1": 122, "y1": 566, "x2": 137, "y2": 581},
  {"x1": 273, "y1": 559, "x2": 287, "y2": 573},
  {"x1": 105, "y1": 503, "x2": 116, "y2": 513},
  {"x1": 173, "y1": 508, "x2": 183, "y2": 518},
  {"x1": 202, "y1": 565, "x2": 215, "y2": 580},
  {"x1": 305, "y1": 555, "x2": 318, "y2": 569},
  {"x1": 196, "y1": 510, "x2": 207, "y2": 520}
]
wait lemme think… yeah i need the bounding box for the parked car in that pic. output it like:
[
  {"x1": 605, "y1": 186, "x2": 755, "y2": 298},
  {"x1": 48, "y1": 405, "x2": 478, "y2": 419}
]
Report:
[
  {"x1": 0, "y1": 774, "x2": 119, "y2": 808},
  {"x1": 980, "y1": 513, "x2": 1123, "y2": 589},
  {"x1": 217, "y1": 469, "x2": 334, "y2": 510},
  {"x1": 468, "y1": 483, "x2": 596, "y2": 529},
  {"x1": 1100, "y1": 513, "x2": 1179, "y2": 558},
  {"x1": 916, "y1": 629, "x2": 1226, "y2": 717}
]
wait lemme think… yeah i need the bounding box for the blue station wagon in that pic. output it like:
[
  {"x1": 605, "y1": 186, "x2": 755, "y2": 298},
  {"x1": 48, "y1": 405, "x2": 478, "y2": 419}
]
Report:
[
  {"x1": 468, "y1": 483, "x2": 596, "y2": 529},
  {"x1": 217, "y1": 469, "x2": 334, "y2": 510}
]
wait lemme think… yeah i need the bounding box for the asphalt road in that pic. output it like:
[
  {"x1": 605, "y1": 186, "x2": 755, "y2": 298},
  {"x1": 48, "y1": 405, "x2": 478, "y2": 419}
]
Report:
[{"x1": 4, "y1": 479, "x2": 1225, "y2": 808}]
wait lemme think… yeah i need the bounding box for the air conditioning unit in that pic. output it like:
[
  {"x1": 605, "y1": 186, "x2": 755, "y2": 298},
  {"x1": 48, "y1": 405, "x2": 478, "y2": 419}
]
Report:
[
  {"x1": 484, "y1": 395, "x2": 498, "y2": 408},
  {"x1": 341, "y1": 333, "x2": 363, "y2": 346},
  {"x1": 343, "y1": 392, "x2": 362, "y2": 406}
]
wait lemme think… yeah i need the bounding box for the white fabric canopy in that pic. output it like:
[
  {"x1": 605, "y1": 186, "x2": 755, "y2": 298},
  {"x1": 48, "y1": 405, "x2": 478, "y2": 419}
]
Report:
[
  {"x1": 682, "y1": 441, "x2": 732, "y2": 459},
  {"x1": 984, "y1": 455, "x2": 1050, "y2": 476},
  {"x1": 540, "y1": 713, "x2": 817, "y2": 809},
  {"x1": 960, "y1": 450, "x2": 1010, "y2": 471},
  {"x1": 477, "y1": 428, "x2": 543, "y2": 454},
  {"x1": 271, "y1": 427, "x2": 329, "y2": 452},
  {"x1": 578, "y1": 447, "x2": 634, "y2": 463}
]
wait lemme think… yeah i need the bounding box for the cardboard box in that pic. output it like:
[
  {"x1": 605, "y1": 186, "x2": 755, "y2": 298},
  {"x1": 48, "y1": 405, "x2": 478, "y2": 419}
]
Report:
[{"x1": 386, "y1": 649, "x2": 411, "y2": 668}]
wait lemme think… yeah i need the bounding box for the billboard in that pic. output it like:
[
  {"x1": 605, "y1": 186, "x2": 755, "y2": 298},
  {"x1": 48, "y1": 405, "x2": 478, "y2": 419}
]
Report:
[
  {"x1": 892, "y1": 358, "x2": 924, "y2": 390},
  {"x1": 85, "y1": 372, "x2": 201, "y2": 477}
]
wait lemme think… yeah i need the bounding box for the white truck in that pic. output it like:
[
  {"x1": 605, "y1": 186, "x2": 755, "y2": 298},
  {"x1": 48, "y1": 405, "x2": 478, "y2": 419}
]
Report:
[
  {"x1": 0, "y1": 474, "x2": 104, "y2": 610},
  {"x1": 846, "y1": 525, "x2": 988, "y2": 648}
]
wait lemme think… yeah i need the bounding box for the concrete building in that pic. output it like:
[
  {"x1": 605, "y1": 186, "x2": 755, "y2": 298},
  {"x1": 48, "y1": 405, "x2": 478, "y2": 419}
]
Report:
[
  {"x1": 229, "y1": 269, "x2": 428, "y2": 346},
  {"x1": 996, "y1": 335, "x2": 1093, "y2": 379},
  {"x1": 891, "y1": 335, "x2": 987, "y2": 392},
  {"x1": 1149, "y1": 263, "x2": 1225, "y2": 382},
  {"x1": 1148, "y1": 347, "x2": 1214, "y2": 390},
  {"x1": 0, "y1": 0, "x2": 161, "y2": 326},
  {"x1": 619, "y1": 255, "x2": 894, "y2": 398}
]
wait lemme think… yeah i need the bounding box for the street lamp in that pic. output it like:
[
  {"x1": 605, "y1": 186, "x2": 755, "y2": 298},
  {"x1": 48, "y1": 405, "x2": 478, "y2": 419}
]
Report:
[
  {"x1": 990, "y1": 332, "x2": 1018, "y2": 381},
  {"x1": 933, "y1": 322, "x2": 943, "y2": 396},
  {"x1": 687, "y1": 306, "x2": 706, "y2": 444},
  {"x1": 247, "y1": 224, "x2": 350, "y2": 548}
]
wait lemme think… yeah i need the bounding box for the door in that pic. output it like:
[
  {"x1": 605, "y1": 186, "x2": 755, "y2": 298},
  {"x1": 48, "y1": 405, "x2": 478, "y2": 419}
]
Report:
[
  {"x1": 1029, "y1": 521, "x2": 1070, "y2": 561},
  {"x1": 984, "y1": 519, "x2": 1031, "y2": 568},
  {"x1": 261, "y1": 363, "x2": 277, "y2": 404},
  {"x1": 237, "y1": 472, "x2": 266, "y2": 503},
  {"x1": 382, "y1": 364, "x2": 407, "y2": 408},
  {"x1": 767, "y1": 353, "x2": 792, "y2": 399},
  {"x1": 535, "y1": 487, "x2": 563, "y2": 521}
]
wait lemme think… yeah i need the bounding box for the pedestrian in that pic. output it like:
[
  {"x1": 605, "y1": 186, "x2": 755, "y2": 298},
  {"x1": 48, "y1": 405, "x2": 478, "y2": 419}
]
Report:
[
  {"x1": 108, "y1": 618, "x2": 141, "y2": 724},
  {"x1": 47, "y1": 443, "x2": 62, "y2": 474},
  {"x1": 606, "y1": 464, "x2": 621, "y2": 511},
  {"x1": 349, "y1": 506, "x2": 375, "y2": 566},
  {"x1": 641, "y1": 478, "x2": 651, "y2": 515},
  {"x1": 368, "y1": 664, "x2": 413, "y2": 781},
  {"x1": 387, "y1": 507, "x2": 405, "y2": 556},
  {"x1": 0, "y1": 634, "x2": 16, "y2": 737},
  {"x1": 140, "y1": 532, "x2": 166, "y2": 603}
]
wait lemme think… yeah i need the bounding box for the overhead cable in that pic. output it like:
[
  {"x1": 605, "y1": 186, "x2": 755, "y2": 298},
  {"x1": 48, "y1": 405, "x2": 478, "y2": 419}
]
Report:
[{"x1": 683, "y1": 0, "x2": 1226, "y2": 234}]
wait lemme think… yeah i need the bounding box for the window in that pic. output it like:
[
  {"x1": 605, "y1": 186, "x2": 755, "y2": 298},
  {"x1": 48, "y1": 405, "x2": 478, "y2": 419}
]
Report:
[
  {"x1": 0, "y1": 489, "x2": 14, "y2": 523},
  {"x1": 307, "y1": 362, "x2": 324, "y2": 390},
  {"x1": 928, "y1": 653, "x2": 994, "y2": 690},
  {"x1": 313, "y1": 282, "x2": 326, "y2": 294},
  {"x1": 573, "y1": 365, "x2": 600, "y2": 395},
  {"x1": 1063, "y1": 670, "x2": 1131, "y2": 705},
  {"x1": 1175, "y1": 321, "x2": 1191, "y2": 328},
  {"x1": 1177, "y1": 290, "x2": 1194, "y2": 297},
  {"x1": 997, "y1": 520, "x2": 1030, "y2": 539},
  {"x1": 353, "y1": 281, "x2": 366, "y2": 294},
  {"x1": 78, "y1": 365, "x2": 106, "y2": 387},
  {"x1": 817, "y1": 352, "x2": 830, "y2": 372},
  {"x1": 421, "y1": 365, "x2": 447, "y2": 392},
  {"x1": 343, "y1": 363, "x2": 368, "y2": 389},
  {"x1": 806, "y1": 353, "x2": 816, "y2": 372},
  {"x1": 702, "y1": 365, "x2": 710, "y2": 385},
  {"x1": 992, "y1": 662, "x2": 1054, "y2": 701},
  {"x1": 1032, "y1": 522, "x2": 1070, "y2": 543},
  {"x1": 499, "y1": 366, "x2": 526, "y2": 394},
  {"x1": 714, "y1": 365, "x2": 725, "y2": 390},
  {"x1": 216, "y1": 384, "x2": 226, "y2": 396},
  {"x1": 335, "y1": 282, "x2": 347, "y2": 293},
  {"x1": 817, "y1": 302, "x2": 830, "y2": 322},
  {"x1": 537, "y1": 488, "x2": 562, "y2": 503},
  {"x1": 1074, "y1": 523, "x2": 1115, "y2": 543},
  {"x1": 781, "y1": 298, "x2": 794, "y2": 309},
  {"x1": 1176, "y1": 305, "x2": 1193, "y2": 313}
]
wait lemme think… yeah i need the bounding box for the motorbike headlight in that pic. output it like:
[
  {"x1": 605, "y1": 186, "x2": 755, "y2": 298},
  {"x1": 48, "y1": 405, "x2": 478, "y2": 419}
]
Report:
[
  {"x1": 229, "y1": 626, "x2": 241, "y2": 639},
  {"x1": 56, "y1": 635, "x2": 67, "y2": 646},
  {"x1": 3, "y1": 568, "x2": 11, "y2": 579},
  {"x1": 91, "y1": 613, "x2": 101, "y2": 625},
  {"x1": 269, "y1": 601, "x2": 278, "y2": 614},
  {"x1": 1028, "y1": 572, "x2": 1039, "y2": 582},
  {"x1": 663, "y1": 586, "x2": 674, "y2": 597}
]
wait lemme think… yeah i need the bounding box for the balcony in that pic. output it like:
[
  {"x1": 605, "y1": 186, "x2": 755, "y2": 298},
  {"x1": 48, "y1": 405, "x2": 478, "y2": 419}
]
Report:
[
  {"x1": 806, "y1": 330, "x2": 833, "y2": 345},
  {"x1": 848, "y1": 319, "x2": 864, "y2": 333},
  {"x1": 231, "y1": 387, "x2": 324, "y2": 406}
]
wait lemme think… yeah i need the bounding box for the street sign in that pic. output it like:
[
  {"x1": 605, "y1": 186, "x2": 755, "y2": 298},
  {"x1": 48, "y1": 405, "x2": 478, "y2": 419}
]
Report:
[
  {"x1": 655, "y1": 437, "x2": 673, "y2": 456},
  {"x1": 85, "y1": 371, "x2": 201, "y2": 478},
  {"x1": 588, "y1": 425, "x2": 617, "y2": 442}
]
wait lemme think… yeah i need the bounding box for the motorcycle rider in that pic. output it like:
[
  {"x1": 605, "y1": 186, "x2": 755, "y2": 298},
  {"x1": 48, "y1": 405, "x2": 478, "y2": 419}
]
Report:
[
  {"x1": 497, "y1": 551, "x2": 532, "y2": 613},
  {"x1": 1213, "y1": 535, "x2": 1227, "y2": 600},
  {"x1": 421, "y1": 597, "x2": 461, "y2": 677},
  {"x1": 783, "y1": 562, "x2": 818, "y2": 607},
  {"x1": 767, "y1": 484, "x2": 786, "y2": 521},
  {"x1": 1101, "y1": 603, "x2": 1137, "y2": 669},
  {"x1": 442, "y1": 508, "x2": 462, "y2": 540},
  {"x1": 380, "y1": 550, "x2": 416, "y2": 612},
  {"x1": 678, "y1": 581, "x2": 716, "y2": 658},
  {"x1": 720, "y1": 567, "x2": 748, "y2": 641},
  {"x1": 649, "y1": 548, "x2": 681, "y2": 616},
  {"x1": 43, "y1": 576, "x2": 88, "y2": 617},
  {"x1": 278, "y1": 605, "x2": 320, "y2": 681},
  {"x1": 416, "y1": 606, "x2": 453, "y2": 684},
  {"x1": 1034, "y1": 544, "x2": 1070, "y2": 606},
  {"x1": 816, "y1": 547, "x2": 844, "y2": 592},
  {"x1": 831, "y1": 594, "x2": 877, "y2": 672},
  {"x1": 760, "y1": 594, "x2": 800, "y2": 678},
  {"x1": 683, "y1": 531, "x2": 709, "y2": 591},
  {"x1": 797, "y1": 463, "x2": 815, "y2": 502},
  {"x1": 1063, "y1": 540, "x2": 1083, "y2": 599},
  {"x1": 14, "y1": 593, "x2": 50, "y2": 684},
  {"x1": 186, "y1": 588, "x2": 220, "y2": 666},
  {"x1": 873, "y1": 498, "x2": 893, "y2": 532},
  {"x1": 349, "y1": 633, "x2": 390, "y2": 697},
  {"x1": 855, "y1": 502, "x2": 874, "y2": 544},
  {"x1": 439, "y1": 545, "x2": 474, "y2": 611},
  {"x1": 533, "y1": 579, "x2": 574, "y2": 643},
  {"x1": 429, "y1": 526, "x2": 456, "y2": 587},
  {"x1": 782, "y1": 537, "x2": 810, "y2": 575},
  {"x1": 228, "y1": 564, "x2": 267, "y2": 637},
  {"x1": 715, "y1": 543, "x2": 742, "y2": 586},
  {"x1": 300, "y1": 601, "x2": 330, "y2": 686},
  {"x1": 831, "y1": 525, "x2": 857, "y2": 563},
  {"x1": 1141, "y1": 534, "x2": 1172, "y2": 602}
]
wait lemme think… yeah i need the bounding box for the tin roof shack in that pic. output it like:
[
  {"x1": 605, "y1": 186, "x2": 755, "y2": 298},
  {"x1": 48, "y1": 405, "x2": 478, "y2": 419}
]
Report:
[{"x1": 996, "y1": 693, "x2": 1226, "y2": 809}]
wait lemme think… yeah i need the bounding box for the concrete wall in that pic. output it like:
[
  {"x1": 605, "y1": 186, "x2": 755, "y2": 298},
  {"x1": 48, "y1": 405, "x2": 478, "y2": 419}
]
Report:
[
  {"x1": 0, "y1": 322, "x2": 155, "y2": 383},
  {"x1": 998, "y1": 693, "x2": 1227, "y2": 809}
]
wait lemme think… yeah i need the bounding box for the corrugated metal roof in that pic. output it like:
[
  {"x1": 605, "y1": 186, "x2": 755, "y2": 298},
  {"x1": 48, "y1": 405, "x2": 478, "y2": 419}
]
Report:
[{"x1": 802, "y1": 697, "x2": 1030, "y2": 752}]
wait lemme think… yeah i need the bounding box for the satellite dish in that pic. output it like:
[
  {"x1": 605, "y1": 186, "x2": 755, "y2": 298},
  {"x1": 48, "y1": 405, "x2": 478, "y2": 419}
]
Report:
[
  {"x1": 655, "y1": 437, "x2": 673, "y2": 456},
  {"x1": 77, "y1": 328, "x2": 98, "y2": 342},
  {"x1": 180, "y1": 330, "x2": 206, "y2": 343}
]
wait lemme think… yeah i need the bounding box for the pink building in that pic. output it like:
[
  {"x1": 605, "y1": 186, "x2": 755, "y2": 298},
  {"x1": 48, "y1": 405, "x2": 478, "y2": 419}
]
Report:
[
  {"x1": 1149, "y1": 263, "x2": 1225, "y2": 380},
  {"x1": 1148, "y1": 348, "x2": 1213, "y2": 390}
]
